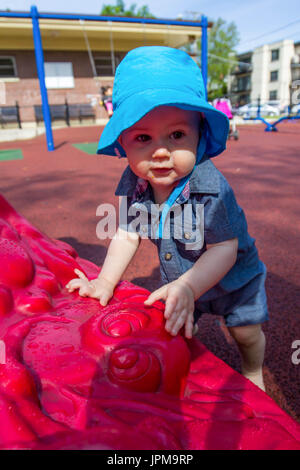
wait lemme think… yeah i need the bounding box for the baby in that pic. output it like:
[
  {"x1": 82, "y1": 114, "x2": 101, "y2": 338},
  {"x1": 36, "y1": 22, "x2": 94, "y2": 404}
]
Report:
[{"x1": 66, "y1": 47, "x2": 269, "y2": 391}]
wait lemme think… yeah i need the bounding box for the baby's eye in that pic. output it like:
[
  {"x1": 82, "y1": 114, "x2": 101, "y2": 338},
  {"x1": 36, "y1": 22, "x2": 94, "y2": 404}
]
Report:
[
  {"x1": 136, "y1": 134, "x2": 151, "y2": 142},
  {"x1": 171, "y1": 131, "x2": 185, "y2": 140}
]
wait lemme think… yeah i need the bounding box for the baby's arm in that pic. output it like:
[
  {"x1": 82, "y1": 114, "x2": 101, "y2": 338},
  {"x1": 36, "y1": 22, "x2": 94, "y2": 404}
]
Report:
[
  {"x1": 179, "y1": 237, "x2": 239, "y2": 300},
  {"x1": 144, "y1": 238, "x2": 238, "y2": 338},
  {"x1": 66, "y1": 227, "x2": 140, "y2": 305}
]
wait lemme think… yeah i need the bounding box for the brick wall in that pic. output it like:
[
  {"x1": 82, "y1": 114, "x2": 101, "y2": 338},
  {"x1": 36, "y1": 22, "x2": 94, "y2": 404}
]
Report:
[{"x1": 1, "y1": 50, "x2": 114, "y2": 123}]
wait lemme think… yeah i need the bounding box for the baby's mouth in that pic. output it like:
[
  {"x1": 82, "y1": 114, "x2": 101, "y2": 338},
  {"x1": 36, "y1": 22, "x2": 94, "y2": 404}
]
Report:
[{"x1": 151, "y1": 167, "x2": 172, "y2": 175}]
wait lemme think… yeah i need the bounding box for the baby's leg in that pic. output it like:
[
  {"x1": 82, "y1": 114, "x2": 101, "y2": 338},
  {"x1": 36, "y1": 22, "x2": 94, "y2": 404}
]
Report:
[{"x1": 228, "y1": 324, "x2": 266, "y2": 391}]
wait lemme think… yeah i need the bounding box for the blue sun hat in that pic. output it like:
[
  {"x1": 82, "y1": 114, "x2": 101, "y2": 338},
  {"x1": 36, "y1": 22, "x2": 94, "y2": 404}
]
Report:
[
  {"x1": 97, "y1": 46, "x2": 229, "y2": 239},
  {"x1": 97, "y1": 46, "x2": 229, "y2": 158}
]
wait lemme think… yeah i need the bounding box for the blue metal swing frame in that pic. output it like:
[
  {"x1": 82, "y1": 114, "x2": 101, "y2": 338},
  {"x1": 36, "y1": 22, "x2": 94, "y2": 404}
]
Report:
[
  {"x1": 244, "y1": 101, "x2": 300, "y2": 132},
  {"x1": 0, "y1": 6, "x2": 209, "y2": 151}
]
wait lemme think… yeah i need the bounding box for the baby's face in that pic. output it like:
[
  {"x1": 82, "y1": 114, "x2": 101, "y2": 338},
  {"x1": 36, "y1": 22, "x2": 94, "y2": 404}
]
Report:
[{"x1": 119, "y1": 106, "x2": 201, "y2": 202}]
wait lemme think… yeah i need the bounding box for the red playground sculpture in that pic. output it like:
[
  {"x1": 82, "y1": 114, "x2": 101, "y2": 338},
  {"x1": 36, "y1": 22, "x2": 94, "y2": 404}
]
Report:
[{"x1": 0, "y1": 193, "x2": 299, "y2": 450}]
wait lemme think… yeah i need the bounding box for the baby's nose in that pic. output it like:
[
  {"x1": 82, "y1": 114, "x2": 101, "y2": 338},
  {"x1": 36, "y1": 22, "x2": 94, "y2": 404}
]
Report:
[{"x1": 152, "y1": 146, "x2": 171, "y2": 159}]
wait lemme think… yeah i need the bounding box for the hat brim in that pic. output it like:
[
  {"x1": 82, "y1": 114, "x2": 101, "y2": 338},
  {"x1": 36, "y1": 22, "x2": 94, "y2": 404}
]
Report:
[{"x1": 97, "y1": 88, "x2": 229, "y2": 158}]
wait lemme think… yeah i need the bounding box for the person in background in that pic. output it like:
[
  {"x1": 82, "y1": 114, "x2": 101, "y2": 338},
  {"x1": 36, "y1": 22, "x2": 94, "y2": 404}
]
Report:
[
  {"x1": 213, "y1": 96, "x2": 238, "y2": 139},
  {"x1": 100, "y1": 86, "x2": 113, "y2": 118}
]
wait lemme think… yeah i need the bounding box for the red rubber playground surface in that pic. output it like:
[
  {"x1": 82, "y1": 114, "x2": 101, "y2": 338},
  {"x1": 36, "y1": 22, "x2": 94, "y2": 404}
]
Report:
[{"x1": 0, "y1": 121, "x2": 299, "y2": 422}]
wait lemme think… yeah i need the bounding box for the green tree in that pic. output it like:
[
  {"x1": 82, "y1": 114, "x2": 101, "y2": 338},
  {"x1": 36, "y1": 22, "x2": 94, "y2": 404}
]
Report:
[
  {"x1": 207, "y1": 18, "x2": 239, "y2": 100},
  {"x1": 100, "y1": 0, "x2": 155, "y2": 18},
  {"x1": 184, "y1": 17, "x2": 239, "y2": 101}
]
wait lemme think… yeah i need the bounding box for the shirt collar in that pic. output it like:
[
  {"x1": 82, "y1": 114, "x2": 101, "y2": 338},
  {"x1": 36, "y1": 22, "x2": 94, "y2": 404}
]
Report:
[
  {"x1": 188, "y1": 155, "x2": 220, "y2": 195},
  {"x1": 115, "y1": 165, "x2": 139, "y2": 197},
  {"x1": 115, "y1": 155, "x2": 220, "y2": 201}
]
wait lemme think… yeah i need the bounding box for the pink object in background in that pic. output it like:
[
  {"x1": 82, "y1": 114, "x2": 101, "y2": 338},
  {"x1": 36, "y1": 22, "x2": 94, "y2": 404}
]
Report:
[
  {"x1": 214, "y1": 99, "x2": 233, "y2": 119},
  {"x1": 0, "y1": 193, "x2": 299, "y2": 450},
  {"x1": 105, "y1": 101, "x2": 113, "y2": 115}
]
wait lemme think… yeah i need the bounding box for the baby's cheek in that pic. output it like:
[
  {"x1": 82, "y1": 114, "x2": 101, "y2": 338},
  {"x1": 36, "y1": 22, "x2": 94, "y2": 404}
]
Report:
[
  {"x1": 134, "y1": 161, "x2": 150, "y2": 178},
  {"x1": 174, "y1": 151, "x2": 196, "y2": 174}
]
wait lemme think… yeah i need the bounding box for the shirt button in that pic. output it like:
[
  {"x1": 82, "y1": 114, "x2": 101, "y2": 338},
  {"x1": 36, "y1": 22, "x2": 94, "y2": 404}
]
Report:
[
  {"x1": 184, "y1": 232, "x2": 191, "y2": 239},
  {"x1": 164, "y1": 252, "x2": 172, "y2": 261}
]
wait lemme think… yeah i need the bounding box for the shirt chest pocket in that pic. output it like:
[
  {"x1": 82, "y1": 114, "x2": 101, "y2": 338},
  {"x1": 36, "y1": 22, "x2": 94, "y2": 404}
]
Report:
[
  {"x1": 173, "y1": 203, "x2": 205, "y2": 253},
  {"x1": 127, "y1": 202, "x2": 152, "y2": 238}
]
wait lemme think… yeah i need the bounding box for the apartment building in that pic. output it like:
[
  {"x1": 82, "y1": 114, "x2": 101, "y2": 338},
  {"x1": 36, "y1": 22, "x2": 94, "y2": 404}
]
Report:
[
  {"x1": 229, "y1": 51, "x2": 252, "y2": 106},
  {"x1": 230, "y1": 39, "x2": 299, "y2": 109},
  {"x1": 292, "y1": 41, "x2": 300, "y2": 81}
]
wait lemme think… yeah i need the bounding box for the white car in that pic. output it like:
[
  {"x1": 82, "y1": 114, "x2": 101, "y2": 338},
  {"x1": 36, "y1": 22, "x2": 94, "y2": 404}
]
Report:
[
  {"x1": 266, "y1": 100, "x2": 282, "y2": 113},
  {"x1": 237, "y1": 103, "x2": 280, "y2": 118},
  {"x1": 291, "y1": 103, "x2": 300, "y2": 114}
]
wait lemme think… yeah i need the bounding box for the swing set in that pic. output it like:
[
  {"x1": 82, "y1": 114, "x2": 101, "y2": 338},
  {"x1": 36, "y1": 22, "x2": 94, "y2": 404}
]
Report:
[
  {"x1": 244, "y1": 97, "x2": 300, "y2": 132},
  {"x1": 0, "y1": 6, "x2": 209, "y2": 152}
]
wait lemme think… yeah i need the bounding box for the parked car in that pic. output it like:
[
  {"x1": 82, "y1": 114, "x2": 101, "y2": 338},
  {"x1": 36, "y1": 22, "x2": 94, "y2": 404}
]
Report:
[
  {"x1": 291, "y1": 103, "x2": 300, "y2": 115},
  {"x1": 237, "y1": 103, "x2": 280, "y2": 118},
  {"x1": 265, "y1": 100, "x2": 282, "y2": 113},
  {"x1": 231, "y1": 105, "x2": 240, "y2": 115}
]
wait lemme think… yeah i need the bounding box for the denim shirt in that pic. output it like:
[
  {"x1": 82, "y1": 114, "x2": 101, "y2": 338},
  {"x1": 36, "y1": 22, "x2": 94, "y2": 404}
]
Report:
[{"x1": 115, "y1": 155, "x2": 265, "y2": 304}]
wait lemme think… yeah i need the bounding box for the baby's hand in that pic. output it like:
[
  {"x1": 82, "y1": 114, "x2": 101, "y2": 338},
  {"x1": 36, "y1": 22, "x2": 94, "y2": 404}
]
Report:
[
  {"x1": 144, "y1": 279, "x2": 195, "y2": 338},
  {"x1": 66, "y1": 269, "x2": 114, "y2": 306}
]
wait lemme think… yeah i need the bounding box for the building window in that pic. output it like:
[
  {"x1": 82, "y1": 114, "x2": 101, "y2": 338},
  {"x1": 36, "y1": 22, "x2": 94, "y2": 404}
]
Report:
[
  {"x1": 94, "y1": 53, "x2": 124, "y2": 76},
  {"x1": 271, "y1": 49, "x2": 279, "y2": 61},
  {"x1": 44, "y1": 62, "x2": 74, "y2": 89},
  {"x1": 269, "y1": 90, "x2": 277, "y2": 100},
  {"x1": 0, "y1": 56, "x2": 17, "y2": 77},
  {"x1": 237, "y1": 75, "x2": 251, "y2": 92},
  {"x1": 270, "y1": 70, "x2": 278, "y2": 82},
  {"x1": 292, "y1": 66, "x2": 300, "y2": 81}
]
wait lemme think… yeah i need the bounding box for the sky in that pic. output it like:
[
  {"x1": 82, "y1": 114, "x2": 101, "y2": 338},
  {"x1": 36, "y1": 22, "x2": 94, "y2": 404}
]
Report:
[{"x1": 1, "y1": 0, "x2": 300, "y2": 53}]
